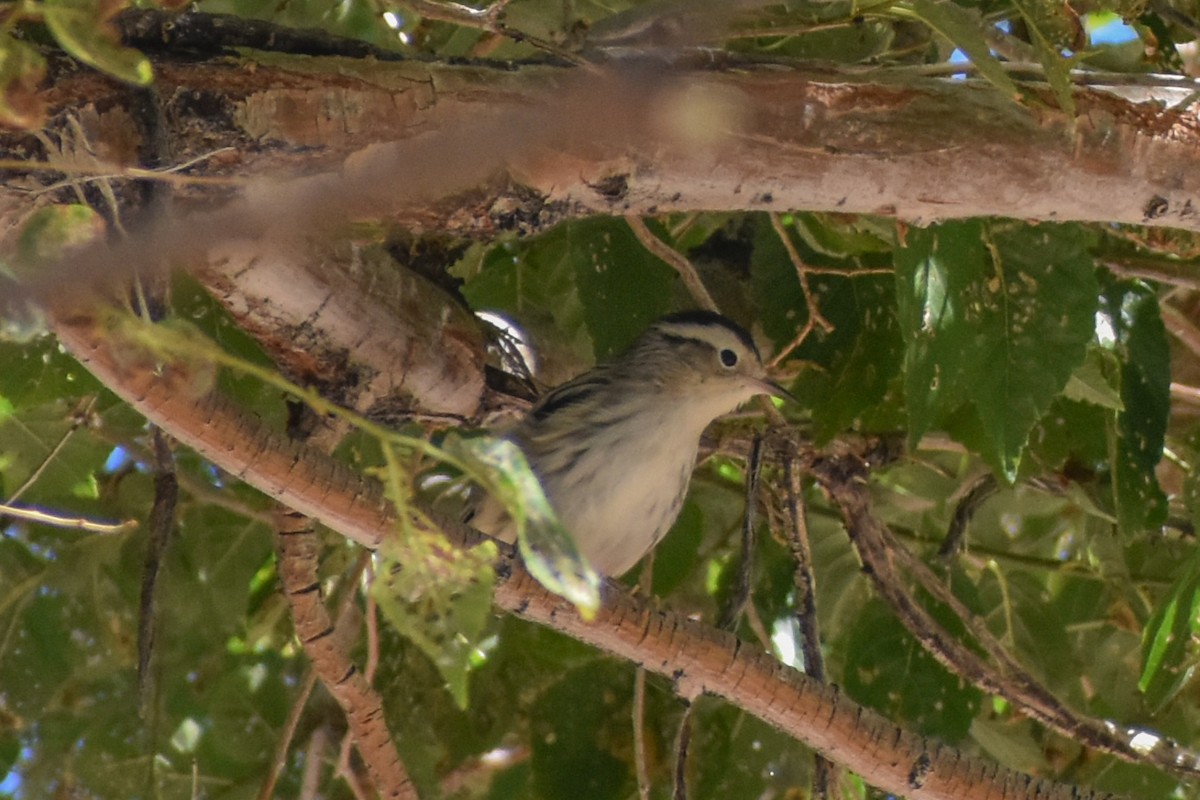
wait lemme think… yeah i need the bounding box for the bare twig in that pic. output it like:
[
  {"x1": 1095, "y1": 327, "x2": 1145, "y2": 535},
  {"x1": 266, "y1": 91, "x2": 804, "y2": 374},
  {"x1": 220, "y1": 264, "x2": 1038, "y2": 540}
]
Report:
[
  {"x1": 937, "y1": 471, "x2": 999, "y2": 561},
  {"x1": 783, "y1": 458, "x2": 840, "y2": 799},
  {"x1": 625, "y1": 214, "x2": 719, "y2": 312},
  {"x1": 719, "y1": 435, "x2": 762, "y2": 630},
  {"x1": 672, "y1": 703, "x2": 694, "y2": 800},
  {"x1": 0, "y1": 502, "x2": 136, "y2": 533},
  {"x1": 633, "y1": 549, "x2": 655, "y2": 800},
  {"x1": 138, "y1": 429, "x2": 178, "y2": 715},
  {"x1": 258, "y1": 669, "x2": 320, "y2": 800},
  {"x1": 783, "y1": 460, "x2": 823, "y2": 681},
  {"x1": 1162, "y1": 303, "x2": 1200, "y2": 358},
  {"x1": 5, "y1": 395, "x2": 97, "y2": 504},
  {"x1": 1102, "y1": 258, "x2": 1200, "y2": 291},
  {"x1": 1172, "y1": 382, "x2": 1200, "y2": 406},
  {"x1": 767, "y1": 212, "x2": 834, "y2": 365}
]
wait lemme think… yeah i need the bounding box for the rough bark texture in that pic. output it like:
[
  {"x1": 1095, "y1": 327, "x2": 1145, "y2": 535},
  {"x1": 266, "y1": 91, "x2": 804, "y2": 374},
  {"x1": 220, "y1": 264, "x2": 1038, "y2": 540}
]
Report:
[
  {"x1": 51, "y1": 305, "x2": 1127, "y2": 800},
  {"x1": 9, "y1": 42, "x2": 1200, "y2": 265}
]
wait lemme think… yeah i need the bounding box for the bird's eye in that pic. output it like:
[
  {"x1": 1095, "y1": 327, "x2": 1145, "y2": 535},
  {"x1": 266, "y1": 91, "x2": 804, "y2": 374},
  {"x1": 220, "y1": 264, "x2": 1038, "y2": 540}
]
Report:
[{"x1": 719, "y1": 348, "x2": 738, "y2": 368}]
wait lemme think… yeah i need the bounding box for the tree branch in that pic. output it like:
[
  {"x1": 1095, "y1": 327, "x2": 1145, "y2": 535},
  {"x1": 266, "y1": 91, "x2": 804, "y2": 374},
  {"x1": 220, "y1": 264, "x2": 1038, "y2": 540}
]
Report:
[{"x1": 50, "y1": 302, "x2": 1138, "y2": 800}]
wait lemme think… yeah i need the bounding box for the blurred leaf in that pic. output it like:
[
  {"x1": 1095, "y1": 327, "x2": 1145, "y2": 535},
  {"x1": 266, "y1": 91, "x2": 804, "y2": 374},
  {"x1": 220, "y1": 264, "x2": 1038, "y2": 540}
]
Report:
[
  {"x1": 895, "y1": 221, "x2": 1097, "y2": 480},
  {"x1": 1138, "y1": 552, "x2": 1200, "y2": 710},
  {"x1": 900, "y1": 0, "x2": 1020, "y2": 101},
  {"x1": 15, "y1": 205, "x2": 105, "y2": 269},
  {"x1": 531, "y1": 660, "x2": 632, "y2": 800},
  {"x1": 43, "y1": 0, "x2": 153, "y2": 86},
  {"x1": 841, "y1": 596, "x2": 983, "y2": 739},
  {"x1": 0, "y1": 33, "x2": 47, "y2": 129},
  {"x1": 374, "y1": 541, "x2": 496, "y2": 709},
  {"x1": 1099, "y1": 278, "x2": 1169, "y2": 536},
  {"x1": 448, "y1": 435, "x2": 600, "y2": 617}
]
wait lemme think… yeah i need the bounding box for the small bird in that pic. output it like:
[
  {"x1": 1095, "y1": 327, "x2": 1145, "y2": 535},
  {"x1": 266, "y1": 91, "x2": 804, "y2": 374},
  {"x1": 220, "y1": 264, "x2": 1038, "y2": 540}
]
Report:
[{"x1": 468, "y1": 310, "x2": 791, "y2": 576}]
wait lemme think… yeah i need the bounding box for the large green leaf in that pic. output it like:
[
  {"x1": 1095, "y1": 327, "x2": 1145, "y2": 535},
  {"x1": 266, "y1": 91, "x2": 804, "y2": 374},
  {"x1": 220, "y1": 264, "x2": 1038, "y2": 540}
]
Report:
[
  {"x1": 569, "y1": 219, "x2": 676, "y2": 360},
  {"x1": 841, "y1": 596, "x2": 983, "y2": 739},
  {"x1": 1099, "y1": 278, "x2": 1169, "y2": 536},
  {"x1": 895, "y1": 221, "x2": 1097, "y2": 480}
]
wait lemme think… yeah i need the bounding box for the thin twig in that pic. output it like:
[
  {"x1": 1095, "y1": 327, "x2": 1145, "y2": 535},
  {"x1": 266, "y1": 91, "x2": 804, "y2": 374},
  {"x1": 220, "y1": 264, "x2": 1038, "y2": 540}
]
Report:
[
  {"x1": 397, "y1": 0, "x2": 591, "y2": 66},
  {"x1": 1161, "y1": 303, "x2": 1200, "y2": 358},
  {"x1": 633, "y1": 549, "x2": 655, "y2": 800},
  {"x1": 1172, "y1": 382, "x2": 1200, "y2": 406},
  {"x1": 767, "y1": 212, "x2": 834, "y2": 365},
  {"x1": 0, "y1": 501, "x2": 137, "y2": 533},
  {"x1": 937, "y1": 471, "x2": 999, "y2": 561},
  {"x1": 783, "y1": 459, "x2": 823, "y2": 681},
  {"x1": 138, "y1": 429, "x2": 178, "y2": 715},
  {"x1": 672, "y1": 703, "x2": 694, "y2": 800},
  {"x1": 625, "y1": 214, "x2": 719, "y2": 312},
  {"x1": 5, "y1": 395, "x2": 97, "y2": 504},
  {"x1": 719, "y1": 435, "x2": 762, "y2": 630},
  {"x1": 258, "y1": 669, "x2": 320, "y2": 800},
  {"x1": 1099, "y1": 257, "x2": 1200, "y2": 292}
]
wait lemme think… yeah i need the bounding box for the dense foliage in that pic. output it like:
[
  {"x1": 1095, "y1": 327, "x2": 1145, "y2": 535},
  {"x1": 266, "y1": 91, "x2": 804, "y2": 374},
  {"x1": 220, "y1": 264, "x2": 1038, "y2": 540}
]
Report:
[{"x1": 2, "y1": 1, "x2": 1200, "y2": 799}]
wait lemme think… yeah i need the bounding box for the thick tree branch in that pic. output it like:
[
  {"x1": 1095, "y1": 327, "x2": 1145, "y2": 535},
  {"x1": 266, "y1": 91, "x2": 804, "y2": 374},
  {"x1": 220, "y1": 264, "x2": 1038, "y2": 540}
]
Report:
[
  {"x1": 51, "y1": 303, "x2": 1133, "y2": 800},
  {"x1": 8, "y1": 35, "x2": 1200, "y2": 310},
  {"x1": 274, "y1": 510, "x2": 417, "y2": 800}
]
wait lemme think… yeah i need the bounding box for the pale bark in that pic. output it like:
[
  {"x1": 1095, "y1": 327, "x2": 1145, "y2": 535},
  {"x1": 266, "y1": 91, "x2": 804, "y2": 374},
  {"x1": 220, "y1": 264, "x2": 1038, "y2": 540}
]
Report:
[
  {"x1": 201, "y1": 236, "x2": 485, "y2": 419},
  {"x1": 51, "y1": 305, "x2": 1130, "y2": 800},
  {"x1": 11, "y1": 41, "x2": 1200, "y2": 309}
]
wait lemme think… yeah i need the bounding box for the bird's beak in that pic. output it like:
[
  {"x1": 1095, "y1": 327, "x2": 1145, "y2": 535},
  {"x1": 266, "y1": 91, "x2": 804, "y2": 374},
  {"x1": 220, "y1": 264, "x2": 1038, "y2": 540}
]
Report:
[{"x1": 753, "y1": 377, "x2": 799, "y2": 405}]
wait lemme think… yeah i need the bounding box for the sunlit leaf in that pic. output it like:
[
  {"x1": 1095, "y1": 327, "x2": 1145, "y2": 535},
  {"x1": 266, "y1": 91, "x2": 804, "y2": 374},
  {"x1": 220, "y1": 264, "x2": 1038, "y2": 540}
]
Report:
[
  {"x1": 373, "y1": 539, "x2": 496, "y2": 709},
  {"x1": 1063, "y1": 347, "x2": 1124, "y2": 411},
  {"x1": 448, "y1": 435, "x2": 601, "y2": 617},
  {"x1": 1139, "y1": 553, "x2": 1200, "y2": 711},
  {"x1": 43, "y1": 0, "x2": 153, "y2": 86},
  {"x1": 895, "y1": 221, "x2": 1097, "y2": 480},
  {"x1": 899, "y1": 0, "x2": 1021, "y2": 101},
  {"x1": 1099, "y1": 277, "x2": 1169, "y2": 536}
]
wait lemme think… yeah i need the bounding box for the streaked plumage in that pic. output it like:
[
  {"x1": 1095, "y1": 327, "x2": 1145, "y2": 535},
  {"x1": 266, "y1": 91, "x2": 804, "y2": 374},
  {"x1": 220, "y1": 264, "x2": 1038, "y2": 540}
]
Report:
[{"x1": 468, "y1": 310, "x2": 786, "y2": 575}]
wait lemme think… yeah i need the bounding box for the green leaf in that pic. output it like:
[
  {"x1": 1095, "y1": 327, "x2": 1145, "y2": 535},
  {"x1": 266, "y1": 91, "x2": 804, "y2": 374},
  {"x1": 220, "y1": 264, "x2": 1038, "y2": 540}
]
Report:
[
  {"x1": 752, "y1": 215, "x2": 902, "y2": 440},
  {"x1": 899, "y1": 0, "x2": 1021, "y2": 101},
  {"x1": 1009, "y1": 0, "x2": 1080, "y2": 116},
  {"x1": 1100, "y1": 278, "x2": 1169, "y2": 536},
  {"x1": 1139, "y1": 553, "x2": 1200, "y2": 711},
  {"x1": 895, "y1": 221, "x2": 1097, "y2": 480},
  {"x1": 531, "y1": 660, "x2": 632, "y2": 800},
  {"x1": 43, "y1": 0, "x2": 153, "y2": 86},
  {"x1": 1062, "y1": 347, "x2": 1123, "y2": 411},
  {"x1": 569, "y1": 218, "x2": 675, "y2": 360},
  {"x1": 448, "y1": 435, "x2": 601, "y2": 617},
  {"x1": 373, "y1": 544, "x2": 496, "y2": 709},
  {"x1": 841, "y1": 596, "x2": 983, "y2": 739}
]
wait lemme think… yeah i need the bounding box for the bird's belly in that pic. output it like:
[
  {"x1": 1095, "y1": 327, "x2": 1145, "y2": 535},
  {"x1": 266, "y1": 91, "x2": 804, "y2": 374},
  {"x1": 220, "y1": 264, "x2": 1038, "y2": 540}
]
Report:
[{"x1": 543, "y1": 439, "x2": 696, "y2": 576}]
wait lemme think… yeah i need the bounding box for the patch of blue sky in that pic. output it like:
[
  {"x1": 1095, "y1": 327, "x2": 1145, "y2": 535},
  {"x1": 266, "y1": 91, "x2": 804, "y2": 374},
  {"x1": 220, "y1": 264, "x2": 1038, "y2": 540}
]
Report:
[
  {"x1": 1087, "y1": 14, "x2": 1139, "y2": 45},
  {"x1": 948, "y1": 47, "x2": 970, "y2": 80}
]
